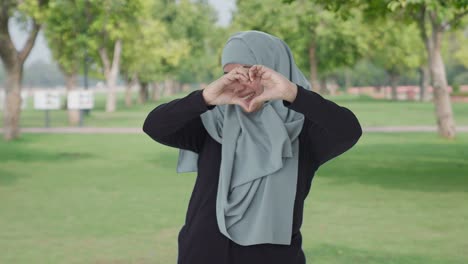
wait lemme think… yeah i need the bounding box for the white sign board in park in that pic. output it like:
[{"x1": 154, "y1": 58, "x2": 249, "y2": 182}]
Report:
[
  {"x1": 67, "y1": 90, "x2": 94, "y2": 109},
  {"x1": 34, "y1": 90, "x2": 61, "y2": 110},
  {"x1": 0, "y1": 90, "x2": 28, "y2": 110}
]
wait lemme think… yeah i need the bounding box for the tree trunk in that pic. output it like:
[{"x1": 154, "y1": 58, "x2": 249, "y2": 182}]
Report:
[
  {"x1": 124, "y1": 81, "x2": 133, "y2": 107},
  {"x1": 182, "y1": 83, "x2": 191, "y2": 92},
  {"x1": 164, "y1": 79, "x2": 174, "y2": 97},
  {"x1": 125, "y1": 73, "x2": 137, "y2": 107},
  {"x1": 152, "y1": 82, "x2": 161, "y2": 101},
  {"x1": 138, "y1": 82, "x2": 149, "y2": 104},
  {"x1": 0, "y1": 13, "x2": 41, "y2": 140},
  {"x1": 344, "y1": 68, "x2": 352, "y2": 91},
  {"x1": 99, "y1": 39, "x2": 122, "y2": 113},
  {"x1": 174, "y1": 81, "x2": 182, "y2": 94},
  {"x1": 105, "y1": 74, "x2": 117, "y2": 112},
  {"x1": 389, "y1": 71, "x2": 399, "y2": 101},
  {"x1": 418, "y1": 9, "x2": 456, "y2": 138},
  {"x1": 429, "y1": 30, "x2": 456, "y2": 138},
  {"x1": 3, "y1": 65, "x2": 23, "y2": 140},
  {"x1": 329, "y1": 78, "x2": 338, "y2": 96},
  {"x1": 64, "y1": 72, "x2": 80, "y2": 126},
  {"x1": 308, "y1": 40, "x2": 320, "y2": 93},
  {"x1": 418, "y1": 64, "x2": 430, "y2": 102},
  {"x1": 172, "y1": 80, "x2": 179, "y2": 94},
  {"x1": 319, "y1": 77, "x2": 327, "y2": 95}
]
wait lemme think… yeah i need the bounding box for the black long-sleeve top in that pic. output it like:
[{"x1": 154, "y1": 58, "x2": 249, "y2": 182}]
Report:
[{"x1": 142, "y1": 84, "x2": 362, "y2": 264}]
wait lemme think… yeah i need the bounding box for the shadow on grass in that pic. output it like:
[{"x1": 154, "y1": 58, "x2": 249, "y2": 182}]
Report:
[
  {"x1": 304, "y1": 243, "x2": 463, "y2": 264},
  {"x1": 317, "y1": 138, "x2": 468, "y2": 193},
  {"x1": 0, "y1": 168, "x2": 25, "y2": 186},
  {"x1": 0, "y1": 143, "x2": 95, "y2": 163},
  {"x1": 0, "y1": 135, "x2": 95, "y2": 185}
]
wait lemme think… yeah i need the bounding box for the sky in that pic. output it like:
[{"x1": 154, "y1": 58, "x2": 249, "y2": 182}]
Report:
[{"x1": 9, "y1": 0, "x2": 236, "y2": 66}]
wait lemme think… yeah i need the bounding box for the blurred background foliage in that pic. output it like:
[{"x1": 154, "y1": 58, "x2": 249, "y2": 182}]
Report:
[{"x1": 0, "y1": 0, "x2": 466, "y2": 89}]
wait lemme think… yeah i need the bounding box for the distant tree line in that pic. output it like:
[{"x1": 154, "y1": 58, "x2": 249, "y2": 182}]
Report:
[{"x1": 2, "y1": 51, "x2": 467, "y2": 90}]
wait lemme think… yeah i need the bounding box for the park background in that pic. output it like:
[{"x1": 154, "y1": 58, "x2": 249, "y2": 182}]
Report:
[{"x1": 1, "y1": 0, "x2": 467, "y2": 263}]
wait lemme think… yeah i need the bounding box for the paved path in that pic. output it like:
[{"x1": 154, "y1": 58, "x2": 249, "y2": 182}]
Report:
[{"x1": 1, "y1": 126, "x2": 468, "y2": 134}]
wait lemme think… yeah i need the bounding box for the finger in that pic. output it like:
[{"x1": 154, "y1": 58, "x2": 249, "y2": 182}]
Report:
[
  {"x1": 237, "y1": 73, "x2": 249, "y2": 82},
  {"x1": 251, "y1": 65, "x2": 268, "y2": 82},
  {"x1": 225, "y1": 73, "x2": 237, "y2": 83},
  {"x1": 227, "y1": 66, "x2": 246, "y2": 78},
  {"x1": 256, "y1": 65, "x2": 268, "y2": 80},
  {"x1": 248, "y1": 94, "x2": 265, "y2": 111},
  {"x1": 234, "y1": 66, "x2": 250, "y2": 79},
  {"x1": 234, "y1": 68, "x2": 250, "y2": 80},
  {"x1": 227, "y1": 73, "x2": 249, "y2": 84},
  {"x1": 249, "y1": 65, "x2": 259, "y2": 82},
  {"x1": 248, "y1": 67, "x2": 254, "y2": 82},
  {"x1": 247, "y1": 100, "x2": 257, "y2": 112}
]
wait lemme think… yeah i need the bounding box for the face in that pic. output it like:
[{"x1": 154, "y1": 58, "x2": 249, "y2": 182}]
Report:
[{"x1": 223, "y1": 63, "x2": 265, "y2": 113}]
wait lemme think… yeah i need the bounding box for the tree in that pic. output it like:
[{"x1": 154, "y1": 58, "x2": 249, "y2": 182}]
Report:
[
  {"x1": 44, "y1": 0, "x2": 89, "y2": 125},
  {"x1": 447, "y1": 23, "x2": 468, "y2": 69},
  {"x1": 232, "y1": 0, "x2": 367, "y2": 93},
  {"x1": 0, "y1": 0, "x2": 49, "y2": 140},
  {"x1": 366, "y1": 19, "x2": 424, "y2": 100},
  {"x1": 165, "y1": 0, "x2": 227, "y2": 87},
  {"x1": 293, "y1": 3, "x2": 366, "y2": 93},
  {"x1": 120, "y1": 0, "x2": 189, "y2": 105},
  {"x1": 85, "y1": 0, "x2": 142, "y2": 112},
  {"x1": 439, "y1": 23, "x2": 468, "y2": 95},
  {"x1": 289, "y1": 0, "x2": 468, "y2": 138},
  {"x1": 390, "y1": 0, "x2": 467, "y2": 138}
]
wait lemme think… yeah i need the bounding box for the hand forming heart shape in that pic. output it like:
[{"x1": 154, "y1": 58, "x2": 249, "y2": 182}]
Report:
[{"x1": 202, "y1": 65, "x2": 297, "y2": 113}]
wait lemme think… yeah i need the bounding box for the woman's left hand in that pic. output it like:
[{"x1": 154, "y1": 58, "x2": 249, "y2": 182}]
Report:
[{"x1": 246, "y1": 65, "x2": 297, "y2": 112}]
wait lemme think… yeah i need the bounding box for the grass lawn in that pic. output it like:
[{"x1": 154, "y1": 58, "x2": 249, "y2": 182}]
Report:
[
  {"x1": 1, "y1": 90, "x2": 467, "y2": 128},
  {"x1": 0, "y1": 132, "x2": 467, "y2": 263}
]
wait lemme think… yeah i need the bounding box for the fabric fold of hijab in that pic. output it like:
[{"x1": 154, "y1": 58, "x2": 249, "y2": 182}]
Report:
[{"x1": 176, "y1": 30, "x2": 312, "y2": 246}]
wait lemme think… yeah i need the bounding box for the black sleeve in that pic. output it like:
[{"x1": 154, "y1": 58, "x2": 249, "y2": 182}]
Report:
[
  {"x1": 142, "y1": 89, "x2": 216, "y2": 153},
  {"x1": 282, "y1": 84, "x2": 363, "y2": 167}
]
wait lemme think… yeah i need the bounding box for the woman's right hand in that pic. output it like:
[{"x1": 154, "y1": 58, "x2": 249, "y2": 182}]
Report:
[{"x1": 202, "y1": 66, "x2": 257, "y2": 112}]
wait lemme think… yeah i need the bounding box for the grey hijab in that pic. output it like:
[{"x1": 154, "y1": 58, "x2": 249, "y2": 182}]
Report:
[{"x1": 176, "y1": 30, "x2": 311, "y2": 246}]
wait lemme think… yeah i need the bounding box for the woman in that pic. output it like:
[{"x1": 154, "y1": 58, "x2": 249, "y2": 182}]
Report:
[{"x1": 143, "y1": 31, "x2": 362, "y2": 264}]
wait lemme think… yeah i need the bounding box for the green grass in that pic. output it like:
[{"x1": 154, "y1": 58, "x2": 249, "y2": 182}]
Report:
[
  {"x1": 1, "y1": 91, "x2": 468, "y2": 128},
  {"x1": 331, "y1": 93, "x2": 468, "y2": 126},
  {"x1": 1, "y1": 132, "x2": 467, "y2": 263}
]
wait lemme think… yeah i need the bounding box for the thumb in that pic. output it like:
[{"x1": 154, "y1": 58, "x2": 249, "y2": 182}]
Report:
[
  {"x1": 248, "y1": 94, "x2": 266, "y2": 112},
  {"x1": 232, "y1": 97, "x2": 250, "y2": 112}
]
